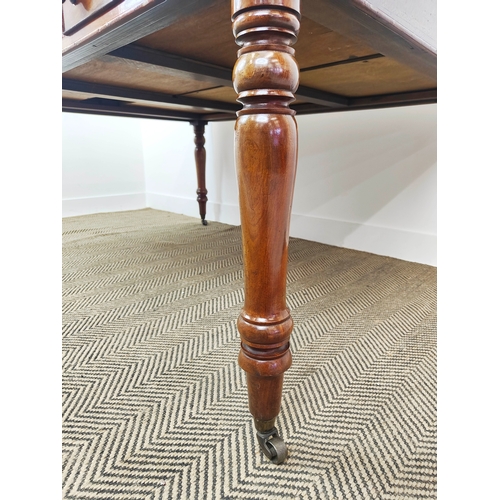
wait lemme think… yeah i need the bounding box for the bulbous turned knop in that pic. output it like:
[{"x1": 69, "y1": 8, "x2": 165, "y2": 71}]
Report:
[{"x1": 233, "y1": 50, "x2": 299, "y2": 94}]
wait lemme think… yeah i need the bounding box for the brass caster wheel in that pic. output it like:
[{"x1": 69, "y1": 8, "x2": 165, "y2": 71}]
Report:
[{"x1": 256, "y1": 427, "x2": 288, "y2": 464}]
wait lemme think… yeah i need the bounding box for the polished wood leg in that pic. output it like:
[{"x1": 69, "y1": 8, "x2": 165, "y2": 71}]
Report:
[
  {"x1": 190, "y1": 120, "x2": 208, "y2": 225},
  {"x1": 231, "y1": 0, "x2": 300, "y2": 463}
]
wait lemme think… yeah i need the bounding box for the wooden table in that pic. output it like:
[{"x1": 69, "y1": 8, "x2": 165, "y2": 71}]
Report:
[{"x1": 62, "y1": 0, "x2": 437, "y2": 464}]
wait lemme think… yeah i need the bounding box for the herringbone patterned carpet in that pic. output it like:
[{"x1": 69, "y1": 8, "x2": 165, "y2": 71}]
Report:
[{"x1": 62, "y1": 209, "x2": 437, "y2": 500}]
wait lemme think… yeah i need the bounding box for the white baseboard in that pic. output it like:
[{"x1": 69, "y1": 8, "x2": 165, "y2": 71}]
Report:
[
  {"x1": 146, "y1": 192, "x2": 242, "y2": 226},
  {"x1": 147, "y1": 194, "x2": 436, "y2": 265},
  {"x1": 146, "y1": 192, "x2": 201, "y2": 220},
  {"x1": 290, "y1": 213, "x2": 436, "y2": 266},
  {"x1": 62, "y1": 193, "x2": 147, "y2": 218},
  {"x1": 62, "y1": 192, "x2": 436, "y2": 266}
]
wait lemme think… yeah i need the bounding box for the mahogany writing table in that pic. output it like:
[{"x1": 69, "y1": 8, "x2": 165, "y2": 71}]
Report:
[{"x1": 62, "y1": 0, "x2": 436, "y2": 464}]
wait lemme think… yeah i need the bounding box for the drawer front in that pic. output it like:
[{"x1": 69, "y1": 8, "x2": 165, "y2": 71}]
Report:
[{"x1": 62, "y1": 0, "x2": 124, "y2": 35}]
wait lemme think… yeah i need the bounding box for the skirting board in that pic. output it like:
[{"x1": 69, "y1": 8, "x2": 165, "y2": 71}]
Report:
[
  {"x1": 290, "y1": 214, "x2": 436, "y2": 266},
  {"x1": 62, "y1": 193, "x2": 147, "y2": 218},
  {"x1": 146, "y1": 193, "x2": 436, "y2": 266},
  {"x1": 146, "y1": 192, "x2": 241, "y2": 226}
]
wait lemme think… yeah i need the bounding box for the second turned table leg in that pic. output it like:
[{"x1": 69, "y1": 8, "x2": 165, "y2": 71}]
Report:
[{"x1": 191, "y1": 120, "x2": 208, "y2": 225}]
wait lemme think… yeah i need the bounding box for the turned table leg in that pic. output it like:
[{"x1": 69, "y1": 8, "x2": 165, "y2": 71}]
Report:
[
  {"x1": 190, "y1": 120, "x2": 208, "y2": 225},
  {"x1": 231, "y1": 0, "x2": 300, "y2": 464}
]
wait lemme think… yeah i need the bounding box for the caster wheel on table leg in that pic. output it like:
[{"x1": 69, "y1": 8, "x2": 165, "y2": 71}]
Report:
[{"x1": 256, "y1": 427, "x2": 288, "y2": 464}]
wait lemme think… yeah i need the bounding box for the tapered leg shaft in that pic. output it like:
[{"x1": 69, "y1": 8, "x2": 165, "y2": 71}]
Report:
[
  {"x1": 231, "y1": 0, "x2": 301, "y2": 462},
  {"x1": 235, "y1": 113, "x2": 297, "y2": 430},
  {"x1": 191, "y1": 120, "x2": 208, "y2": 225}
]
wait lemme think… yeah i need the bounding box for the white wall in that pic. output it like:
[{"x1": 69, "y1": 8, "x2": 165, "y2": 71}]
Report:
[
  {"x1": 62, "y1": 112, "x2": 146, "y2": 217},
  {"x1": 62, "y1": 103, "x2": 436, "y2": 265},
  {"x1": 291, "y1": 105, "x2": 437, "y2": 265},
  {"x1": 141, "y1": 119, "x2": 241, "y2": 226},
  {"x1": 139, "y1": 104, "x2": 436, "y2": 265},
  {"x1": 141, "y1": 120, "x2": 207, "y2": 220}
]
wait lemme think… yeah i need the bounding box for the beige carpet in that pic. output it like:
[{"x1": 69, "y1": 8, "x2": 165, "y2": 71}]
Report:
[{"x1": 62, "y1": 208, "x2": 437, "y2": 499}]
